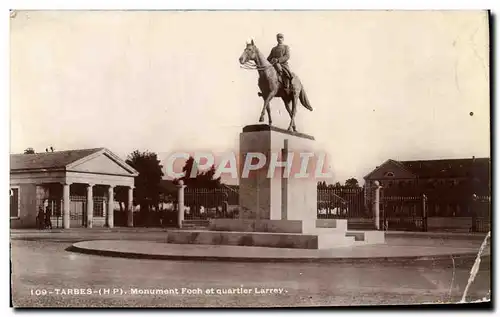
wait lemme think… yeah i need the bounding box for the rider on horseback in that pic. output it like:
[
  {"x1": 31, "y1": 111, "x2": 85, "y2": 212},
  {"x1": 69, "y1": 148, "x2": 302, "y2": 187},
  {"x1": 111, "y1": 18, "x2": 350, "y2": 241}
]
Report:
[{"x1": 267, "y1": 33, "x2": 293, "y2": 92}]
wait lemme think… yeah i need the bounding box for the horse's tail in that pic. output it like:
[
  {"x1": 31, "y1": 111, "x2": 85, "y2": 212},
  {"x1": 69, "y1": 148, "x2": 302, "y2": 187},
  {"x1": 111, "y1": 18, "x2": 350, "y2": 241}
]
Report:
[{"x1": 299, "y1": 87, "x2": 313, "y2": 111}]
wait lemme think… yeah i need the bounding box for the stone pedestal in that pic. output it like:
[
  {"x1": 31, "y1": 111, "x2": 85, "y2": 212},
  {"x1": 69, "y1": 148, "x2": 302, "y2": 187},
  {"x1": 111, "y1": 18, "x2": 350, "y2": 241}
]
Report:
[
  {"x1": 172, "y1": 124, "x2": 385, "y2": 249},
  {"x1": 238, "y1": 124, "x2": 317, "y2": 222}
]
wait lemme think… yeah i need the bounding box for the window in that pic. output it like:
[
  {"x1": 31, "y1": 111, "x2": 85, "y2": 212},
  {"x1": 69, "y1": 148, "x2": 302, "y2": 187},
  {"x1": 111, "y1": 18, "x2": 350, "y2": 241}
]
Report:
[
  {"x1": 10, "y1": 187, "x2": 20, "y2": 219},
  {"x1": 384, "y1": 172, "x2": 395, "y2": 177}
]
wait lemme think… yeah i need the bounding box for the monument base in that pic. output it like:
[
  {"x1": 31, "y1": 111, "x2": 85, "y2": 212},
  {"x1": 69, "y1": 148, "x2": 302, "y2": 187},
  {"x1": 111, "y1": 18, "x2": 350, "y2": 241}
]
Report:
[
  {"x1": 169, "y1": 124, "x2": 385, "y2": 250},
  {"x1": 167, "y1": 229, "x2": 356, "y2": 249},
  {"x1": 167, "y1": 219, "x2": 385, "y2": 249},
  {"x1": 209, "y1": 218, "x2": 347, "y2": 234},
  {"x1": 238, "y1": 124, "x2": 317, "y2": 221}
]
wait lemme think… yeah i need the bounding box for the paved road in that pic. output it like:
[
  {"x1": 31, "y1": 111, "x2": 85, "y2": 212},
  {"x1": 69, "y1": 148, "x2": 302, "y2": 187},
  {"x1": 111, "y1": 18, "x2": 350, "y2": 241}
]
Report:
[{"x1": 10, "y1": 235, "x2": 491, "y2": 307}]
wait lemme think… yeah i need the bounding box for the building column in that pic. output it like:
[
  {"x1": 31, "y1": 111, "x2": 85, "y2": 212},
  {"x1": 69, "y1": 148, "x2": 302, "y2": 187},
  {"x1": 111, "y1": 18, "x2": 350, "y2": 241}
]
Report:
[
  {"x1": 62, "y1": 182, "x2": 71, "y2": 229},
  {"x1": 127, "y1": 186, "x2": 134, "y2": 227},
  {"x1": 86, "y1": 184, "x2": 94, "y2": 228},
  {"x1": 177, "y1": 180, "x2": 186, "y2": 228},
  {"x1": 373, "y1": 181, "x2": 381, "y2": 230},
  {"x1": 107, "y1": 185, "x2": 114, "y2": 228}
]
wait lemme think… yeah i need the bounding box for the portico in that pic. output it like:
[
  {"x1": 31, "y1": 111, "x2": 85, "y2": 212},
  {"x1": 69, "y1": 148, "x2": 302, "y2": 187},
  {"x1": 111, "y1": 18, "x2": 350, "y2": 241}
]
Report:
[{"x1": 10, "y1": 148, "x2": 138, "y2": 229}]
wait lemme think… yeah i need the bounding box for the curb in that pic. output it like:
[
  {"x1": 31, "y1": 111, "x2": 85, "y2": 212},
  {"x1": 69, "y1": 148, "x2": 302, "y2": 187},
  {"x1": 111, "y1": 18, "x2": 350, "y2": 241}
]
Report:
[
  {"x1": 384, "y1": 231, "x2": 487, "y2": 240},
  {"x1": 13, "y1": 228, "x2": 487, "y2": 239},
  {"x1": 66, "y1": 244, "x2": 490, "y2": 266}
]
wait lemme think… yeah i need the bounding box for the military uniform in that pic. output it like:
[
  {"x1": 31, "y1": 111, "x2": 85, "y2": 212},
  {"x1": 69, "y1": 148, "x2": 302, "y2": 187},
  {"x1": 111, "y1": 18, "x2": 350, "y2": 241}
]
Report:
[{"x1": 267, "y1": 44, "x2": 293, "y2": 88}]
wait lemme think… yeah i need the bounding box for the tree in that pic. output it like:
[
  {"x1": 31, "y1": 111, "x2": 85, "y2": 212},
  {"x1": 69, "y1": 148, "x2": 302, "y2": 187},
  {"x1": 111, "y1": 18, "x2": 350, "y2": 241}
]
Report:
[
  {"x1": 126, "y1": 150, "x2": 164, "y2": 212},
  {"x1": 174, "y1": 156, "x2": 221, "y2": 188},
  {"x1": 345, "y1": 178, "x2": 360, "y2": 188},
  {"x1": 114, "y1": 186, "x2": 128, "y2": 213},
  {"x1": 334, "y1": 182, "x2": 342, "y2": 188},
  {"x1": 317, "y1": 181, "x2": 328, "y2": 189},
  {"x1": 24, "y1": 147, "x2": 35, "y2": 154}
]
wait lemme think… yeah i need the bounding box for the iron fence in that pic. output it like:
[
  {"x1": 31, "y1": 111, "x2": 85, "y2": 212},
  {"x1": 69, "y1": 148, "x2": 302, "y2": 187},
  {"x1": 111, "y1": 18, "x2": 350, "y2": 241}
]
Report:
[
  {"x1": 175, "y1": 185, "x2": 490, "y2": 232},
  {"x1": 184, "y1": 187, "x2": 239, "y2": 220},
  {"x1": 36, "y1": 196, "x2": 108, "y2": 228},
  {"x1": 317, "y1": 187, "x2": 368, "y2": 219},
  {"x1": 380, "y1": 192, "x2": 491, "y2": 232},
  {"x1": 381, "y1": 195, "x2": 426, "y2": 231},
  {"x1": 472, "y1": 195, "x2": 491, "y2": 233}
]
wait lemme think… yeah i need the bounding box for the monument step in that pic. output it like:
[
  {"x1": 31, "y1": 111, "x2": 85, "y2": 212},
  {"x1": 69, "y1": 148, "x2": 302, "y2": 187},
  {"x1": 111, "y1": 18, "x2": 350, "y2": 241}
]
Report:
[
  {"x1": 166, "y1": 229, "x2": 356, "y2": 249},
  {"x1": 210, "y1": 219, "x2": 348, "y2": 234},
  {"x1": 183, "y1": 220, "x2": 210, "y2": 227},
  {"x1": 210, "y1": 219, "x2": 308, "y2": 233},
  {"x1": 180, "y1": 226, "x2": 210, "y2": 230},
  {"x1": 346, "y1": 230, "x2": 385, "y2": 244},
  {"x1": 315, "y1": 219, "x2": 348, "y2": 231},
  {"x1": 346, "y1": 231, "x2": 366, "y2": 241}
]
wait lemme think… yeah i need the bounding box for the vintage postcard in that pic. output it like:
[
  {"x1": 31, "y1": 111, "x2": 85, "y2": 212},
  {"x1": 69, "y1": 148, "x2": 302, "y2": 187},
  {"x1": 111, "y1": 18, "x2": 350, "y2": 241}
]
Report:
[{"x1": 9, "y1": 10, "x2": 491, "y2": 308}]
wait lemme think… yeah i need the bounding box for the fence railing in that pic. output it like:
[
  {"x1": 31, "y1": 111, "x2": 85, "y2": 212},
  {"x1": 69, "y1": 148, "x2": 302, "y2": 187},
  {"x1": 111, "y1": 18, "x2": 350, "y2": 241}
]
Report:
[
  {"x1": 36, "y1": 196, "x2": 108, "y2": 228},
  {"x1": 471, "y1": 195, "x2": 491, "y2": 233},
  {"x1": 317, "y1": 187, "x2": 368, "y2": 219},
  {"x1": 184, "y1": 188, "x2": 239, "y2": 220},
  {"x1": 380, "y1": 193, "x2": 491, "y2": 232},
  {"x1": 175, "y1": 185, "x2": 490, "y2": 233},
  {"x1": 381, "y1": 195, "x2": 426, "y2": 232}
]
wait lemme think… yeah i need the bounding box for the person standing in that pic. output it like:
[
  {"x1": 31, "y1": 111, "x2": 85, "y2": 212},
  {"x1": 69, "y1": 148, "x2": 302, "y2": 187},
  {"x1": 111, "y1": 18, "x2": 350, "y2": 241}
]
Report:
[{"x1": 44, "y1": 202, "x2": 52, "y2": 229}]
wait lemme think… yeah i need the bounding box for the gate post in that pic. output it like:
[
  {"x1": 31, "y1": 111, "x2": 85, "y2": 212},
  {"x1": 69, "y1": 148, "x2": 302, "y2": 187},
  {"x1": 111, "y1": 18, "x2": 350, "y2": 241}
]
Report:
[
  {"x1": 177, "y1": 180, "x2": 186, "y2": 228},
  {"x1": 62, "y1": 182, "x2": 71, "y2": 229},
  {"x1": 86, "y1": 184, "x2": 94, "y2": 228},
  {"x1": 422, "y1": 194, "x2": 428, "y2": 232},
  {"x1": 373, "y1": 181, "x2": 381, "y2": 230},
  {"x1": 127, "y1": 186, "x2": 134, "y2": 227},
  {"x1": 471, "y1": 194, "x2": 478, "y2": 232}
]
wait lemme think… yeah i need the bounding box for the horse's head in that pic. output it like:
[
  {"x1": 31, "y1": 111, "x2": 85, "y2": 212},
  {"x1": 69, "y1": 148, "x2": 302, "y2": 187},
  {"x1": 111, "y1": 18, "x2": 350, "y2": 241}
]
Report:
[{"x1": 239, "y1": 39, "x2": 258, "y2": 65}]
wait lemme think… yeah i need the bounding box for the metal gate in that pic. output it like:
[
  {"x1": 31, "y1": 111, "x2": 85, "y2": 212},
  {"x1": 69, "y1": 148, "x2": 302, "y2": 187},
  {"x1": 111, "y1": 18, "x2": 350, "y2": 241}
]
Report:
[
  {"x1": 184, "y1": 188, "x2": 235, "y2": 220},
  {"x1": 317, "y1": 187, "x2": 368, "y2": 219},
  {"x1": 472, "y1": 195, "x2": 491, "y2": 233},
  {"x1": 381, "y1": 188, "x2": 426, "y2": 231},
  {"x1": 39, "y1": 196, "x2": 108, "y2": 228}
]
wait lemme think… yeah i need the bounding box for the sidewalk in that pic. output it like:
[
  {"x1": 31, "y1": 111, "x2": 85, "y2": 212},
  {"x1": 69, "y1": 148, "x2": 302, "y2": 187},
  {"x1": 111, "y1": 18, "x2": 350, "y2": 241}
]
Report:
[
  {"x1": 385, "y1": 230, "x2": 488, "y2": 240},
  {"x1": 68, "y1": 239, "x2": 490, "y2": 264},
  {"x1": 10, "y1": 227, "x2": 488, "y2": 240}
]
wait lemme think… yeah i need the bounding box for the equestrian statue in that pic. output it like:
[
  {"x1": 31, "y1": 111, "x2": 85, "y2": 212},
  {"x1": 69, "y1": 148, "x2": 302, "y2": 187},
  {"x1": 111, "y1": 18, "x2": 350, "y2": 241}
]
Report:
[{"x1": 239, "y1": 33, "x2": 313, "y2": 132}]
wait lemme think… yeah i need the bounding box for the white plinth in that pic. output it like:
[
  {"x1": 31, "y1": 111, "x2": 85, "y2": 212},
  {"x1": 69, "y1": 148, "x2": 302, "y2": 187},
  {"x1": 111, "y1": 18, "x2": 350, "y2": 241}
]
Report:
[{"x1": 238, "y1": 124, "x2": 318, "y2": 222}]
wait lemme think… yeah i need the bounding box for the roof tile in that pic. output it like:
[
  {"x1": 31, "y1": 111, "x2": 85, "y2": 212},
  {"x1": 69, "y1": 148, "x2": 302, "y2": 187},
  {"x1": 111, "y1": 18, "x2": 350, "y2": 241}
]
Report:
[{"x1": 10, "y1": 148, "x2": 103, "y2": 171}]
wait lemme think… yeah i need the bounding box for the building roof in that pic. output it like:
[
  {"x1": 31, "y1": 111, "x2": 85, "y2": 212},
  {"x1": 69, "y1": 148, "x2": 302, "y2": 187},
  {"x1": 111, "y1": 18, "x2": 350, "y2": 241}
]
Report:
[
  {"x1": 400, "y1": 157, "x2": 490, "y2": 179},
  {"x1": 10, "y1": 148, "x2": 138, "y2": 176},
  {"x1": 364, "y1": 157, "x2": 490, "y2": 180},
  {"x1": 10, "y1": 148, "x2": 103, "y2": 171}
]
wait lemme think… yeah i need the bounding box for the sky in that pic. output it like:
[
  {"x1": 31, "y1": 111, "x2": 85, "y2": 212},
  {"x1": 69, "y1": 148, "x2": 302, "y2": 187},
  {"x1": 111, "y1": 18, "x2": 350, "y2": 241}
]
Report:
[{"x1": 10, "y1": 10, "x2": 490, "y2": 184}]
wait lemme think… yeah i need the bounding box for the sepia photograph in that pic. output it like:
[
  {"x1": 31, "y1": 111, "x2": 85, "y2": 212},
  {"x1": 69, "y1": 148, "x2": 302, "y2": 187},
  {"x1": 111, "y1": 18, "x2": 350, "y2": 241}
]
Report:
[{"x1": 8, "y1": 9, "x2": 491, "y2": 308}]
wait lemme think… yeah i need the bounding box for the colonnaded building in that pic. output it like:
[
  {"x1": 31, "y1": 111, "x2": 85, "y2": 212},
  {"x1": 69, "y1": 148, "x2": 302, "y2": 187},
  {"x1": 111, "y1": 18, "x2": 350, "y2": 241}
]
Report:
[{"x1": 10, "y1": 148, "x2": 138, "y2": 229}]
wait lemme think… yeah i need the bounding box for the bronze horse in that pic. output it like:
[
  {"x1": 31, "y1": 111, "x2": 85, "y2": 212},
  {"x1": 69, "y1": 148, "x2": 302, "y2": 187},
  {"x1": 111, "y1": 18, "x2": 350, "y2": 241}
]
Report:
[{"x1": 239, "y1": 40, "x2": 313, "y2": 132}]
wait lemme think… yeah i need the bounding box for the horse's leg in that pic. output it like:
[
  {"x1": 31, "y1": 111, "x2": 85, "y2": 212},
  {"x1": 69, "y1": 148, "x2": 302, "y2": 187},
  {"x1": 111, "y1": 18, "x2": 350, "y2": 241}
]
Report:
[
  {"x1": 258, "y1": 92, "x2": 267, "y2": 122},
  {"x1": 282, "y1": 96, "x2": 292, "y2": 119},
  {"x1": 261, "y1": 91, "x2": 277, "y2": 125},
  {"x1": 266, "y1": 104, "x2": 272, "y2": 126},
  {"x1": 288, "y1": 80, "x2": 301, "y2": 131},
  {"x1": 289, "y1": 92, "x2": 299, "y2": 132}
]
